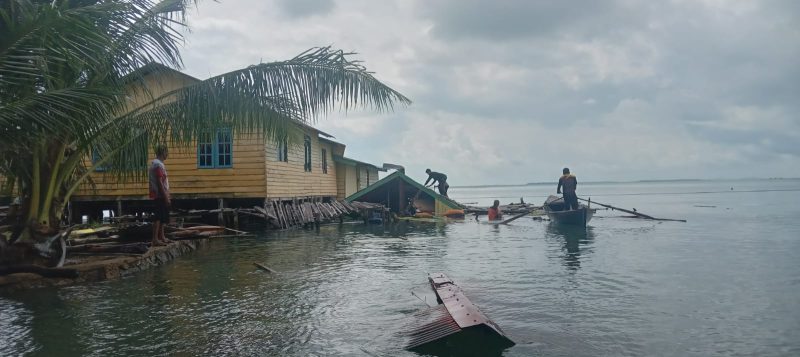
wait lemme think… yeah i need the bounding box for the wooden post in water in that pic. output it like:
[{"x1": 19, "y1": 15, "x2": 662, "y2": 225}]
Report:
[
  {"x1": 67, "y1": 201, "x2": 74, "y2": 224},
  {"x1": 217, "y1": 198, "x2": 224, "y2": 226},
  {"x1": 398, "y1": 180, "x2": 406, "y2": 213}
]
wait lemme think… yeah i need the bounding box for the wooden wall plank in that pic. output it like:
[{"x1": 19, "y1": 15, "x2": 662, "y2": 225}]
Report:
[{"x1": 264, "y1": 135, "x2": 338, "y2": 198}]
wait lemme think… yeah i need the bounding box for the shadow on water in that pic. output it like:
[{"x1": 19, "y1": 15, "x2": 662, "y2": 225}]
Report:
[
  {"x1": 408, "y1": 325, "x2": 514, "y2": 357},
  {"x1": 545, "y1": 223, "x2": 596, "y2": 270},
  {"x1": 343, "y1": 220, "x2": 450, "y2": 239}
]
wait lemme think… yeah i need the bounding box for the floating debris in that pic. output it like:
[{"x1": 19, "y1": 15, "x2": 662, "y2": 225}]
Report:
[
  {"x1": 253, "y1": 262, "x2": 277, "y2": 274},
  {"x1": 405, "y1": 273, "x2": 515, "y2": 355}
]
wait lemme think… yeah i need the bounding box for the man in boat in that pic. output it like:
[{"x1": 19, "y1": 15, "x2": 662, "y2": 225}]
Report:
[
  {"x1": 424, "y1": 169, "x2": 449, "y2": 197},
  {"x1": 149, "y1": 144, "x2": 172, "y2": 246},
  {"x1": 487, "y1": 200, "x2": 503, "y2": 220},
  {"x1": 557, "y1": 168, "x2": 579, "y2": 211}
]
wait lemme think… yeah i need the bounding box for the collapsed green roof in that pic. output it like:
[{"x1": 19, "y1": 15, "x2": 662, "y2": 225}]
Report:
[{"x1": 345, "y1": 170, "x2": 462, "y2": 214}]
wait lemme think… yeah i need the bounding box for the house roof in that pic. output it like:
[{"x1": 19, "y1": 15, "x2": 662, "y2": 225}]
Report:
[
  {"x1": 125, "y1": 62, "x2": 201, "y2": 84},
  {"x1": 302, "y1": 124, "x2": 334, "y2": 138},
  {"x1": 332, "y1": 155, "x2": 384, "y2": 170},
  {"x1": 129, "y1": 63, "x2": 337, "y2": 140},
  {"x1": 345, "y1": 170, "x2": 462, "y2": 209},
  {"x1": 319, "y1": 137, "x2": 346, "y2": 149}
]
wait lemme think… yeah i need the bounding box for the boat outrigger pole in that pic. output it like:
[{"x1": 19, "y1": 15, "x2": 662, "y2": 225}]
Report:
[{"x1": 577, "y1": 197, "x2": 686, "y2": 222}]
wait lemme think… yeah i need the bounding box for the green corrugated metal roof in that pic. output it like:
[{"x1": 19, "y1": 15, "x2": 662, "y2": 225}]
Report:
[
  {"x1": 333, "y1": 155, "x2": 382, "y2": 170},
  {"x1": 345, "y1": 170, "x2": 462, "y2": 209}
]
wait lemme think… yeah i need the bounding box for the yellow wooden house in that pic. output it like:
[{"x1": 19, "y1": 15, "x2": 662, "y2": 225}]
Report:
[
  {"x1": 62, "y1": 64, "x2": 378, "y2": 219},
  {"x1": 333, "y1": 155, "x2": 384, "y2": 200}
]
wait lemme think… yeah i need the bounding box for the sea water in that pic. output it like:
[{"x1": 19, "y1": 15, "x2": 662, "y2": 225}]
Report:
[{"x1": 1, "y1": 179, "x2": 799, "y2": 356}]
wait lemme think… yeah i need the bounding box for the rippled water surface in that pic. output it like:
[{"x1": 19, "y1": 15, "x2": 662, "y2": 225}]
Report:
[{"x1": 2, "y1": 179, "x2": 800, "y2": 356}]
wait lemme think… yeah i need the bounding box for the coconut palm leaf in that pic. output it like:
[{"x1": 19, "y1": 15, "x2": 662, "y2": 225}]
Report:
[
  {"x1": 0, "y1": 0, "x2": 190, "y2": 86},
  {"x1": 73, "y1": 47, "x2": 412, "y2": 185},
  {"x1": 0, "y1": 87, "x2": 120, "y2": 142},
  {"x1": 0, "y1": 0, "x2": 412, "y2": 245}
]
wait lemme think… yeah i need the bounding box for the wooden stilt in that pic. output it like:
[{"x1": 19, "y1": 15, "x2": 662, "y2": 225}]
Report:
[{"x1": 217, "y1": 198, "x2": 224, "y2": 226}]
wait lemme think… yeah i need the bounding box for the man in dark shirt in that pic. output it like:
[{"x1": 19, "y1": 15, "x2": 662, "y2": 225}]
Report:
[
  {"x1": 424, "y1": 168, "x2": 449, "y2": 197},
  {"x1": 557, "y1": 167, "x2": 578, "y2": 211}
]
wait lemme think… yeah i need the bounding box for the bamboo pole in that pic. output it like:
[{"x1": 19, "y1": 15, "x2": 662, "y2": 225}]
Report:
[
  {"x1": 577, "y1": 197, "x2": 686, "y2": 222},
  {"x1": 499, "y1": 209, "x2": 536, "y2": 225}
]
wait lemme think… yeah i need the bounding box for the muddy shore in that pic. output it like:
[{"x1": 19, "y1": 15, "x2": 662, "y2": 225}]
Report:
[{"x1": 0, "y1": 239, "x2": 208, "y2": 293}]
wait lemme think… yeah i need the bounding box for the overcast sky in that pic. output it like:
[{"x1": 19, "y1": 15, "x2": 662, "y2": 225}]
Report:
[{"x1": 179, "y1": 0, "x2": 799, "y2": 185}]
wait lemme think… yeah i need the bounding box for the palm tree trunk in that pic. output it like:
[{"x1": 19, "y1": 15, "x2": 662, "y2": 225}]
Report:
[{"x1": 39, "y1": 141, "x2": 67, "y2": 228}]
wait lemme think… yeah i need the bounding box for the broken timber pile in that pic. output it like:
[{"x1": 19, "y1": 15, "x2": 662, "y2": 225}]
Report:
[
  {"x1": 241, "y1": 199, "x2": 388, "y2": 230},
  {"x1": 463, "y1": 202, "x2": 542, "y2": 216}
]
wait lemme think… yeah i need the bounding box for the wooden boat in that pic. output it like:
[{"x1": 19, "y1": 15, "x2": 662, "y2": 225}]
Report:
[
  {"x1": 543, "y1": 195, "x2": 595, "y2": 227},
  {"x1": 405, "y1": 273, "x2": 515, "y2": 354}
]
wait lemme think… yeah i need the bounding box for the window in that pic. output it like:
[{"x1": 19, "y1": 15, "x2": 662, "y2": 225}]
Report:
[
  {"x1": 277, "y1": 139, "x2": 288, "y2": 162},
  {"x1": 216, "y1": 129, "x2": 232, "y2": 167},
  {"x1": 198, "y1": 132, "x2": 214, "y2": 168},
  {"x1": 197, "y1": 128, "x2": 232, "y2": 168},
  {"x1": 91, "y1": 147, "x2": 109, "y2": 172},
  {"x1": 303, "y1": 135, "x2": 312, "y2": 172},
  {"x1": 92, "y1": 136, "x2": 148, "y2": 172},
  {"x1": 321, "y1": 149, "x2": 328, "y2": 174}
]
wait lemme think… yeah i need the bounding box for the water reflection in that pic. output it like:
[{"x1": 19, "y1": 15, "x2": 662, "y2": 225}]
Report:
[
  {"x1": 344, "y1": 220, "x2": 449, "y2": 239},
  {"x1": 545, "y1": 224, "x2": 596, "y2": 270}
]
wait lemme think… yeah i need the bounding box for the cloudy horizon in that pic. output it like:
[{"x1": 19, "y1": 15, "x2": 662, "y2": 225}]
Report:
[{"x1": 179, "y1": 0, "x2": 799, "y2": 186}]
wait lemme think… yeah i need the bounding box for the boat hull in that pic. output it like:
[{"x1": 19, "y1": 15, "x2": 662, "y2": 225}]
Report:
[
  {"x1": 545, "y1": 207, "x2": 594, "y2": 226},
  {"x1": 543, "y1": 195, "x2": 595, "y2": 227}
]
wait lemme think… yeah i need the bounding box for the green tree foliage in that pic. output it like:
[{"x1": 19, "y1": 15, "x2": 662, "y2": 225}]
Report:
[{"x1": 0, "y1": 0, "x2": 410, "y2": 244}]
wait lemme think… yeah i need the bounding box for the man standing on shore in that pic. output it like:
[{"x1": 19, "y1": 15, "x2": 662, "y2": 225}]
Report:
[
  {"x1": 149, "y1": 144, "x2": 172, "y2": 246},
  {"x1": 557, "y1": 167, "x2": 579, "y2": 211},
  {"x1": 424, "y1": 168, "x2": 449, "y2": 197}
]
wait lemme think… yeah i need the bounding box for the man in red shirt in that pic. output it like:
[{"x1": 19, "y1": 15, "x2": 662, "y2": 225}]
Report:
[
  {"x1": 487, "y1": 200, "x2": 503, "y2": 221},
  {"x1": 149, "y1": 144, "x2": 171, "y2": 246}
]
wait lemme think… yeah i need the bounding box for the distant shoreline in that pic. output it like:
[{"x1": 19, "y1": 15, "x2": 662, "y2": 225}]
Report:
[{"x1": 450, "y1": 177, "x2": 800, "y2": 189}]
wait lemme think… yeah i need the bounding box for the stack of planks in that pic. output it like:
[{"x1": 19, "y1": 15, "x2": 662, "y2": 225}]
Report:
[{"x1": 245, "y1": 199, "x2": 387, "y2": 230}]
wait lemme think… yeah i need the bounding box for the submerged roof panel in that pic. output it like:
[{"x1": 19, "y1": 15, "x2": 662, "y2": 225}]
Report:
[{"x1": 345, "y1": 171, "x2": 462, "y2": 210}]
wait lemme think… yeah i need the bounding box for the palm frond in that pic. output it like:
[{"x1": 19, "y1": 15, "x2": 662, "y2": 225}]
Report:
[
  {"x1": 0, "y1": 0, "x2": 190, "y2": 89},
  {"x1": 198, "y1": 46, "x2": 411, "y2": 120},
  {"x1": 0, "y1": 87, "x2": 120, "y2": 143}
]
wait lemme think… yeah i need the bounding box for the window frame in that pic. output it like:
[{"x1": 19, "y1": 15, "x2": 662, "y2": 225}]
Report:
[
  {"x1": 91, "y1": 147, "x2": 109, "y2": 172},
  {"x1": 321, "y1": 148, "x2": 328, "y2": 174},
  {"x1": 277, "y1": 138, "x2": 288, "y2": 162},
  {"x1": 303, "y1": 135, "x2": 312, "y2": 172},
  {"x1": 216, "y1": 128, "x2": 232, "y2": 168},
  {"x1": 197, "y1": 128, "x2": 233, "y2": 169}
]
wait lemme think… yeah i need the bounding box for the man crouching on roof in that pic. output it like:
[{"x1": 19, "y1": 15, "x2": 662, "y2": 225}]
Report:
[{"x1": 424, "y1": 169, "x2": 449, "y2": 197}]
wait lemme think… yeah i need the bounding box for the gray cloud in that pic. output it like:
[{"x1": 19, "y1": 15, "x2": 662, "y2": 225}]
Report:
[
  {"x1": 275, "y1": 0, "x2": 335, "y2": 18},
  {"x1": 418, "y1": 0, "x2": 641, "y2": 41},
  {"x1": 180, "y1": 0, "x2": 800, "y2": 183}
]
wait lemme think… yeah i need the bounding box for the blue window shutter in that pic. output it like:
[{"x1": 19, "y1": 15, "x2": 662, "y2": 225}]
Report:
[
  {"x1": 92, "y1": 147, "x2": 108, "y2": 172},
  {"x1": 198, "y1": 128, "x2": 233, "y2": 168},
  {"x1": 217, "y1": 128, "x2": 232, "y2": 168},
  {"x1": 198, "y1": 132, "x2": 214, "y2": 168}
]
